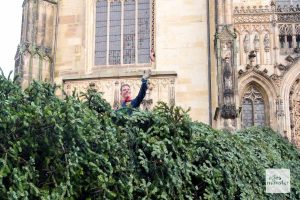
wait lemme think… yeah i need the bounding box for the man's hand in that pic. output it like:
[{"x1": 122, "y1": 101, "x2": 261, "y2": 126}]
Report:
[{"x1": 142, "y1": 69, "x2": 151, "y2": 80}]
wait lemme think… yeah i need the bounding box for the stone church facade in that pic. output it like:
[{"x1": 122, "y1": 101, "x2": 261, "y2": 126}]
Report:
[{"x1": 15, "y1": 0, "x2": 300, "y2": 147}]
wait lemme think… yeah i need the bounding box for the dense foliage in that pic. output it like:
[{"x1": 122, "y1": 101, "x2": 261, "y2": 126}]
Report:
[{"x1": 0, "y1": 74, "x2": 299, "y2": 199}]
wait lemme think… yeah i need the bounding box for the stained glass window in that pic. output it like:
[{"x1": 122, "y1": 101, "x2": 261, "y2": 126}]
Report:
[
  {"x1": 95, "y1": 0, "x2": 153, "y2": 66},
  {"x1": 242, "y1": 99, "x2": 253, "y2": 128},
  {"x1": 123, "y1": 0, "x2": 136, "y2": 64},
  {"x1": 138, "y1": 0, "x2": 150, "y2": 63},
  {"x1": 242, "y1": 86, "x2": 266, "y2": 128},
  {"x1": 95, "y1": 1, "x2": 107, "y2": 65}
]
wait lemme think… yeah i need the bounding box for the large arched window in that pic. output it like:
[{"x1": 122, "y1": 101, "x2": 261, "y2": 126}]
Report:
[
  {"x1": 95, "y1": 0, "x2": 154, "y2": 66},
  {"x1": 242, "y1": 86, "x2": 266, "y2": 128}
]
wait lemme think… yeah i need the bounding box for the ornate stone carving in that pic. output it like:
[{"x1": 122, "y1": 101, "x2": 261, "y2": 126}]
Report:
[
  {"x1": 243, "y1": 86, "x2": 263, "y2": 101},
  {"x1": 221, "y1": 104, "x2": 238, "y2": 119},
  {"x1": 63, "y1": 76, "x2": 176, "y2": 110},
  {"x1": 234, "y1": 6, "x2": 273, "y2": 14},
  {"x1": 113, "y1": 81, "x2": 120, "y2": 109},
  {"x1": 223, "y1": 57, "x2": 234, "y2": 105},
  {"x1": 235, "y1": 24, "x2": 271, "y2": 35},
  {"x1": 233, "y1": 6, "x2": 273, "y2": 24},
  {"x1": 253, "y1": 34, "x2": 260, "y2": 52},
  {"x1": 270, "y1": 74, "x2": 282, "y2": 88},
  {"x1": 216, "y1": 25, "x2": 239, "y2": 130},
  {"x1": 169, "y1": 79, "x2": 175, "y2": 106},
  {"x1": 141, "y1": 85, "x2": 153, "y2": 111},
  {"x1": 234, "y1": 15, "x2": 272, "y2": 24},
  {"x1": 296, "y1": 24, "x2": 300, "y2": 34},
  {"x1": 289, "y1": 78, "x2": 300, "y2": 147},
  {"x1": 276, "y1": 98, "x2": 284, "y2": 117},
  {"x1": 285, "y1": 55, "x2": 295, "y2": 64},
  {"x1": 278, "y1": 24, "x2": 293, "y2": 35},
  {"x1": 243, "y1": 34, "x2": 250, "y2": 53},
  {"x1": 263, "y1": 34, "x2": 270, "y2": 52},
  {"x1": 277, "y1": 13, "x2": 300, "y2": 23},
  {"x1": 276, "y1": 4, "x2": 300, "y2": 13}
]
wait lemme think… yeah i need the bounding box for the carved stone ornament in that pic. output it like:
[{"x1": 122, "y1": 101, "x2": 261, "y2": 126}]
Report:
[
  {"x1": 243, "y1": 34, "x2": 250, "y2": 53},
  {"x1": 276, "y1": 98, "x2": 284, "y2": 117},
  {"x1": 276, "y1": 63, "x2": 288, "y2": 71},
  {"x1": 277, "y1": 13, "x2": 300, "y2": 23},
  {"x1": 64, "y1": 76, "x2": 176, "y2": 110},
  {"x1": 285, "y1": 55, "x2": 295, "y2": 63},
  {"x1": 263, "y1": 34, "x2": 270, "y2": 52},
  {"x1": 221, "y1": 104, "x2": 238, "y2": 119},
  {"x1": 253, "y1": 34, "x2": 260, "y2": 52},
  {"x1": 276, "y1": 4, "x2": 300, "y2": 12},
  {"x1": 234, "y1": 5, "x2": 273, "y2": 14},
  {"x1": 294, "y1": 47, "x2": 300, "y2": 54},
  {"x1": 289, "y1": 78, "x2": 300, "y2": 148},
  {"x1": 217, "y1": 26, "x2": 238, "y2": 122}
]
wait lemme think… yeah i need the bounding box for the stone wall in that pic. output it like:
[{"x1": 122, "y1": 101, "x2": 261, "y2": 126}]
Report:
[{"x1": 53, "y1": 0, "x2": 212, "y2": 123}]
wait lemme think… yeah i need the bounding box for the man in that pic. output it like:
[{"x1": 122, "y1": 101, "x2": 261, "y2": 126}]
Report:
[{"x1": 120, "y1": 69, "x2": 151, "y2": 109}]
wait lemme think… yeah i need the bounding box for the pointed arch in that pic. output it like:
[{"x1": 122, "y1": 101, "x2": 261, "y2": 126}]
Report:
[
  {"x1": 238, "y1": 71, "x2": 277, "y2": 129},
  {"x1": 241, "y1": 85, "x2": 266, "y2": 128},
  {"x1": 280, "y1": 59, "x2": 300, "y2": 141}
]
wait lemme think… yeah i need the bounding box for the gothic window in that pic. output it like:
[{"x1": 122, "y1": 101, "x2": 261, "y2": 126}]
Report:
[
  {"x1": 296, "y1": 24, "x2": 300, "y2": 48},
  {"x1": 95, "y1": 0, "x2": 154, "y2": 66},
  {"x1": 280, "y1": 35, "x2": 285, "y2": 48},
  {"x1": 278, "y1": 24, "x2": 293, "y2": 53},
  {"x1": 242, "y1": 86, "x2": 266, "y2": 128},
  {"x1": 287, "y1": 35, "x2": 293, "y2": 48},
  {"x1": 297, "y1": 35, "x2": 300, "y2": 47}
]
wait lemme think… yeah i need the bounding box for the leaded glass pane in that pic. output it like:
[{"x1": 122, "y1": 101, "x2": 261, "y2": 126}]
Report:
[
  {"x1": 94, "y1": 0, "x2": 152, "y2": 66},
  {"x1": 254, "y1": 99, "x2": 265, "y2": 126},
  {"x1": 138, "y1": 0, "x2": 150, "y2": 64},
  {"x1": 242, "y1": 86, "x2": 266, "y2": 128},
  {"x1": 123, "y1": 0, "x2": 136, "y2": 64},
  {"x1": 95, "y1": 1, "x2": 107, "y2": 65},
  {"x1": 109, "y1": 1, "x2": 121, "y2": 65},
  {"x1": 242, "y1": 99, "x2": 253, "y2": 128}
]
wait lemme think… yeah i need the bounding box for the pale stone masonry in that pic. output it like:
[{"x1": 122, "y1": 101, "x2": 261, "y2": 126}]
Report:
[{"x1": 15, "y1": 0, "x2": 300, "y2": 148}]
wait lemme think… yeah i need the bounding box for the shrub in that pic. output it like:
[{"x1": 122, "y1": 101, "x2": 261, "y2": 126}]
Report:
[{"x1": 0, "y1": 75, "x2": 299, "y2": 199}]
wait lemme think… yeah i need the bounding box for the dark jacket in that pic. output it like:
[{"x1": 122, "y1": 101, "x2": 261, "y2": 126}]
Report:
[{"x1": 121, "y1": 78, "x2": 148, "y2": 108}]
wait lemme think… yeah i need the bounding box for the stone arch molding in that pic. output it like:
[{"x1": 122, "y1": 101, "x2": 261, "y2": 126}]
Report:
[
  {"x1": 238, "y1": 71, "x2": 278, "y2": 130},
  {"x1": 280, "y1": 58, "x2": 300, "y2": 142}
]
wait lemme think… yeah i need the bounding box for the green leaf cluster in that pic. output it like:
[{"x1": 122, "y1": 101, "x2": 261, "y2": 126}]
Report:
[{"x1": 0, "y1": 75, "x2": 299, "y2": 199}]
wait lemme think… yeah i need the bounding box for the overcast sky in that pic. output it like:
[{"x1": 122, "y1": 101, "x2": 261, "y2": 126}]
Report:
[{"x1": 0, "y1": 1, "x2": 23, "y2": 77}]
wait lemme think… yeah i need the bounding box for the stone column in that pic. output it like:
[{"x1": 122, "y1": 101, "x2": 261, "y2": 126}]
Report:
[
  {"x1": 269, "y1": 32, "x2": 274, "y2": 65},
  {"x1": 113, "y1": 81, "x2": 120, "y2": 109},
  {"x1": 239, "y1": 34, "x2": 243, "y2": 65},
  {"x1": 224, "y1": 0, "x2": 232, "y2": 25},
  {"x1": 218, "y1": 0, "x2": 224, "y2": 25},
  {"x1": 259, "y1": 33, "x2": 264, "y2": 65},
  {"x1": 169, "y1": 79, "x2": 175, "y2": 106},
  {"x1": 274, "y1": 26, "x2": 279, "y2": 64}
]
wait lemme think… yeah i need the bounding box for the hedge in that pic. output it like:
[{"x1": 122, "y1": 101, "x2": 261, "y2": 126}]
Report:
[{"x1": 0, "y1": 74, "x2": 299, "y2": 199}]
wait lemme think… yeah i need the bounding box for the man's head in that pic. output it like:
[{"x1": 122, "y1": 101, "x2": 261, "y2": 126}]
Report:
[{"x1": 120, "y1": 84, "x2": 131, "y2": 101}]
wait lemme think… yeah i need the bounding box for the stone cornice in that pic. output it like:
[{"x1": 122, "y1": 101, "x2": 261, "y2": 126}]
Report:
[{"x1": 62, "y1": 71, "x2": 177, "y2": 82}]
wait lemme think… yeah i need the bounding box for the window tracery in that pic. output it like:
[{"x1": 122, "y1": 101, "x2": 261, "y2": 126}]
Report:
[
  {"x1": 242, "y1": 86, "x2": 266, "y2": 128},
  {"x1": 94, "y1": 0, "x2": 154, "y2": 66}
]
